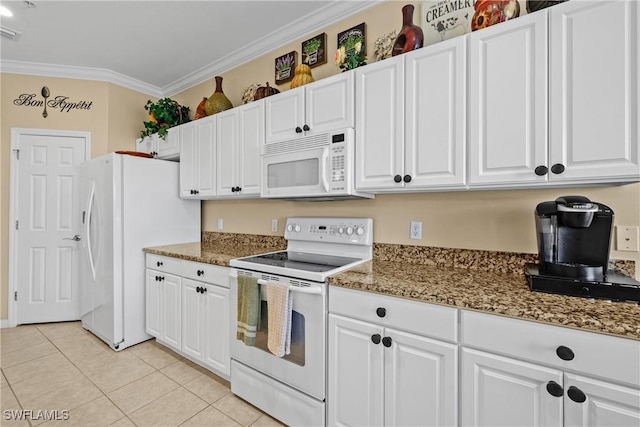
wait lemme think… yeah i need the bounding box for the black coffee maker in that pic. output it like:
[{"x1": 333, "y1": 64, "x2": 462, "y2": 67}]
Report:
[{"x1": 526, "y1": 195, "x2": 640, "y2": 302}]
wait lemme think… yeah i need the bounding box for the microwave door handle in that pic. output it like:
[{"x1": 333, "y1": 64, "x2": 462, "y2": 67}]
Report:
[{"x1": 320, "y1": 148, "x2": 330, "y2": 193}]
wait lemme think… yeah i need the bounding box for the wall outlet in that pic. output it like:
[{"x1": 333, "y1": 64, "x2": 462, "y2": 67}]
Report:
[
  {"x1": 217, "y1": 218, "x2": 223, "y2": 230},
  {"x1": 271, "y1": 219, "x2": 278, "y2": 232},
  {"x1": 616, "y1": 225, "x2": 639, "y2": 251},
  {"x1": 410, "y1": 221, "x2": 422, "y2": 240}
]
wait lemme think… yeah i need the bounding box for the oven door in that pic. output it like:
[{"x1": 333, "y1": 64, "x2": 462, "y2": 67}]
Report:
[
  {"x1": 261, "y1": 146, "x2": 330, "y2": 198},
  {"x1": 229, "y1": 268, "x2": 326, "y2": 401}
]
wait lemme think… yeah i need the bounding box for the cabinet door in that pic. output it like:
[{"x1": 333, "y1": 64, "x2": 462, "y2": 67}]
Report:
[
  {"x1": 181, "y1": 279, "x2": 204, "y2": 360},
  {"x1": 328, "y1": 314, "x2": 384, "y2": 427},
  {"x1": 549, "y1": 0, "x2": 640, "y2": 182},
  {"x1": 196, "y1": 116, "x2": 216, "y2": 198},
  {"x1": 203, "y1": 284, "x2": 230, "y2": 376},
  {"x1": 237, "y1": 100, "x2": 264, "y2": 196},
  {"x1": 355, "y1": 56, "x2": 405, "y2": 191},
  {"x1": 179, "y1": 122, "x2": 197, "y2": 198},
  {"x1": 145, "y1": 269, "x2": 162, "y2": 338},
  {"x1": 461, "y1": 348, "x2": 563, "y2": 427},
  {"x1": 156, "y1": 126, "x2": 180, "y2": 160},
  {"x1": 306, "y1": 72, "x2": 354, "y2": 134},
  {"x1": 405, "y1": 37, "x2": 466, "y2": 189},
  {"x1": 136, "y1": 135, "x2": 156, "y2": 156},
  {"x1": 161, "y1": 273, "x2": 182, "y2": 351},
  {"x1": 468, "y1": 11, "x2": 548, "y2": 186},
  {"x1": 564, "y1": 373, "x2": 640, "y2": 427},
  {"x1": 384, "y1": 328, "x2": 458, "y2": 427},
  {"x1": 216, "y1": 110, "x2": 238, "y2": 197},
  {"x1": 265, "y1": 87, "x2": 304, "y2": 143}
]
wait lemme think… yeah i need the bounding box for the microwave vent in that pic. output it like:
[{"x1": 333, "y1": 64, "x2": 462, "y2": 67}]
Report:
[{"x1": 264, "y1": 133, "x2": 329, "y2": 155}]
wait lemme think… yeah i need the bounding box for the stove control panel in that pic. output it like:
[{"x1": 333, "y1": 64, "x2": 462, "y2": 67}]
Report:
[{"x1": 285, "y1": 217, "x2": 373, "y2": 245}]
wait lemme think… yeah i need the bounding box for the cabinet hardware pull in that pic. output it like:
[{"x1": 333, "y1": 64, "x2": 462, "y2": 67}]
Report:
[
  {"x1": 546, "y1": 381, "x2": 564, "y2": 397},
  {"x1": 157, "y1": 261, "x2": 163, "y2": 267},
  {"x1": 382, "y1": 336, "x2": 392, "y2": 347},
  {"x1": 371, "y1": 334, "x2": 381, "y2": 344},
  {"x1": 534, "y1": 165, "x2": 548, "y2": 176},
  {"x1": 376, "y1": 307, "x2": 386, "y2": 318},
  {"x1": 403, "y1": 175, "x2": 412, "y2": 183},
  {"x1": 567, "y1": 386, "x2": 587, "y2": 403},
  {"x1": 393, "y1": 175, "x2": 402, "y2": 183},
  {"x1": 303, "y1": 124, "x2": 310, "y2": 132},
  {"x1": 556, "y1": 345, "x2": 575, "y2": 361},
  {"x1": 295, "y1": 126, "x2": 303, "y2": 134},
  {"x1": 550, "y1": 163, "x2": 566, "y2": 174},
  {"x1": 197, "y1": 270, "x2": 204, "y2": 276}
]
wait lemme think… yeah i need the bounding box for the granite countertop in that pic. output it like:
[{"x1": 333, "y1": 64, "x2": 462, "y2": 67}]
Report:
[
  {"x1": 144, "y1": 234, "x2": 640, "y2": 341},
  {"x1": 330, "y1": 259, "x2": 640, "y2": 341}
]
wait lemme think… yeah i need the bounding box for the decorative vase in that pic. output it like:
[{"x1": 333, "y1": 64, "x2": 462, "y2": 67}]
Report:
[
  {"x1": 290, "y1": 64, "x2": 315, "y2": 89},
  {"x1": 392, "y1": 4, "x2": 424, "y2": 57},
  {"x1": 205, "y1": 76, "x2": 233, "y2": 116},
  {"x1": 194, "y1": 97, "x2": 208, "y2": 119}
]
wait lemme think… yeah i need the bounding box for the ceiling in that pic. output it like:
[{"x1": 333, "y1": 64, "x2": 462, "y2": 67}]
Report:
[{"x1": 0, "y1": 0, "x2": 377, "y2": 96}]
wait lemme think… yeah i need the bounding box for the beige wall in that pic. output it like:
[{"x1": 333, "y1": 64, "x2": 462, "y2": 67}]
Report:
[{"x1": 0, "y1": 73, "x2": 151, "y2": 320}]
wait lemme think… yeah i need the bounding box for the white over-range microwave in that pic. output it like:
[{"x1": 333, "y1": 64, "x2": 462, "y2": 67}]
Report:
[{"x1": 261, "y1": 128, "x2": 373, "y2": 200}]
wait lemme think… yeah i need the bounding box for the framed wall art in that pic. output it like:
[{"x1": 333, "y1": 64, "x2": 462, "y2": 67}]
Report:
[
  {"x1": 274, "y1": 51, "x2": 297, "y2": 85},
  {"x1": 337, "y1": 22, "x2": 366, "y2": 54},
  {"x1": 301, "y1": 33, "x2": 327, "y2": 68}
]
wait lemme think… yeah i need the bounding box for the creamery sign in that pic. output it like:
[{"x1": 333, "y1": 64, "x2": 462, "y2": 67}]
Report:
[{"x1": 13, "y1": 86, "x2": 93, "y2": 117}]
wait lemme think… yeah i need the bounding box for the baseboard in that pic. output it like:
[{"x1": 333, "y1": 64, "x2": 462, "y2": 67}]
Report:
[{"x1": 1, "y1": 319, "x2": 13, "y2": 328}]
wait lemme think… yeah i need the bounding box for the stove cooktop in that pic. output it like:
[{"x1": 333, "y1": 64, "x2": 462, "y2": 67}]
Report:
[{"x1": 237, "y1": 251, "x2": 361, "y2": 274}]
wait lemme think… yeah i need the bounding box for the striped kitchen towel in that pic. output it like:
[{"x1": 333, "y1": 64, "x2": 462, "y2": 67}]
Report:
[
  {"x1": 237, "y1": 275, "x2": 260, "y2": 346},
  {"x1": 265, "y1": 282, "x2": 292, "y2": 357}
]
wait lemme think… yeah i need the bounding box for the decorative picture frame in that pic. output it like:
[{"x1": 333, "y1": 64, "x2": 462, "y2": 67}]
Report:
[
  {"x1": 301, "y1": 33, "x2": 327, "y2": 68},
  {"x1": 337, "y1": 22, "x2": 366, "y2": 54},
  {"x1": 274, "y1": 51, "x2": 297, "y2": 85}
]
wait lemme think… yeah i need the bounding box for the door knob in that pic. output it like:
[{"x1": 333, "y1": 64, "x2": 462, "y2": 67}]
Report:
[{"x1": 63, "y1": 235, "x2": 81, "y2": 241}]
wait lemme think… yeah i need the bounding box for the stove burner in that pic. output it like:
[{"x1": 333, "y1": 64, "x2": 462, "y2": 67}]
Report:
[{"x1": 240, "y1": 251, "x2": 361, "y2": 273}]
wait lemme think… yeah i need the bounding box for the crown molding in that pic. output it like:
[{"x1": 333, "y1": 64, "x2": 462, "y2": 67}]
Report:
[
  {"x1": 0, "y1": 0, "x2": 382, "y2": 98},
  {"x1": 0, "y1": 60, "x2": 163, "y2": 97},
  {"x1": 162, "y1": 0, "x2": 382, "y2": 96}
]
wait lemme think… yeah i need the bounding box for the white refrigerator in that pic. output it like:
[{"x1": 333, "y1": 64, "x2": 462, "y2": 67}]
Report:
[{"x1": 77, "y1": 153, "x2": 200, "y2": 351}]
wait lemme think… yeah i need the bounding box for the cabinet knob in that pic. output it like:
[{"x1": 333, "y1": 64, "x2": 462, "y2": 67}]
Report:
[
  {"x1": 190, "y1": 189, "x2": 194, "y2": 194},
  {"x1": 155, "y1": 276, "x2": 159, "y2": 281},
  {"x1": 393, "y1": 175, "x2": 402, "y2": 183},
  {"x1": 534, "y1": 165, "x2": 548, "y2": 176},
  {"x1": 202, "y1": 287, "x2": 207, "y2": 293},
  {"x1": 231, "y1": 187, "x2": 236, "y2": 193},
  {"x1": 551, "y1": 163, "x2": 565, "y2": 174},
  {"x1": 157, "y1": 261, "x2": 163, "y2": 267},
  {"x1": 556, "y1": 345, "x2": 575, "y2": 361},
  {"x1": 403, "y1": 175, "x2": 412, "y2": 183},
  {"x1": 382, "y1": 336, "x2": 393, "y2": 347},
  {"x1": 195, "y1": 190, "x2": 199, "y2": 195},
  {"x1": 237, "y1": 187, "x2": 242, "y2": 192},
  {"x1": 546, "y1": 381, "x2": 564, "y2": 397},
  {"x1": 197, "y1": 270, "x2": 204, "y2": 276},
  {"x1": 376, "y1": 307, "x2": 386, "y2": 318},
  {"x1": 567, "y1": 386, "x2": 587, "y2": 403},
  {"x1": 371, "y1": 334, "x2": 381, "y2": 344},
  {"x1": 161, "y1": 276, "x2": 165, "y2": 281},
  {"x1": 196, "y1": 286, "x2": 201, "y2": 293},
  {"x1": 295, "y1": 126, "x2": 303, "y2": 134},
  {"x1": 303, "y1": 124, "x2": 310, "y2": 132}
]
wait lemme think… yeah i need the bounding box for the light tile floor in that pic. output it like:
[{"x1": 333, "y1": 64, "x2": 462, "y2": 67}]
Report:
[{"x1": 1, "y1": 322, "x2": 285, "y2": 427}]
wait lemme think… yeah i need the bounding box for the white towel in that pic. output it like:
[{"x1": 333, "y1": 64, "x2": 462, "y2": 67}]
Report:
[{"x1": 265, "y1": 282, "x2": 292, "y2": 357}]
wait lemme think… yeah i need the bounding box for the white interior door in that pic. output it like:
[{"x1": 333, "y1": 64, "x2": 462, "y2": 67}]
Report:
[{"x1": 11, "y1": 129, "x2": 90, "y2": 325}]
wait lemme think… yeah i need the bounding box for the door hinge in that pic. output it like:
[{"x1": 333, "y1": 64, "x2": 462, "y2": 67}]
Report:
[
  {"x1": 14, "y1": 291, "x2": 17, "y2": 301},
  {"x1": 15, "y1": 220, "x2": 19, "y2": 230},
  {"x1": 13, "y1": 149, "x2": 20, "y2": 160}
]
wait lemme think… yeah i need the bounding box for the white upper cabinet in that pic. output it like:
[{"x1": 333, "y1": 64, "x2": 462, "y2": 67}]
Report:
[
  {"x1": 179, "y1": 116, "x2": 216, "y2": 199},
  {"x1": 265, "y1": 72, "x2": 354, "y2": 143},
  {"x1": 549, "y1": 0, "x2": 640, "y2": 183},
  {"x1": 355, "y1": 55, "x2": 405, "y2": 191},
  {"x1": 356, "y1": 36, "x2": 466, "y2": 192},
  {"x1": 216, "y1": 100, "x2": 264, "y2": 198},
  {"x1": 468, "y1": 11, "x2": 548, "y2": 186}
]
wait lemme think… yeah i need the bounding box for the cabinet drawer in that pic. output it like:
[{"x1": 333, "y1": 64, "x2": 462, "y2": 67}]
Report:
[
  {"x1": 329, "y1": 286, "x2": 457, "y2": 343},
  {"x1": 146, "y1": 254, "x2": 182, "y2": 275},
  {"x1": 181, "y1": 260, "x2": 229, "y2": 287},
  {"x1": 461, "y1": 310, "x2": 640, "y2": 387}
]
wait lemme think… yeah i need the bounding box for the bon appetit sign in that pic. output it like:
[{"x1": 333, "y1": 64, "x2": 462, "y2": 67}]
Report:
[{"x1": 13, "y1": 86, "x2": 93, "y2": 117}]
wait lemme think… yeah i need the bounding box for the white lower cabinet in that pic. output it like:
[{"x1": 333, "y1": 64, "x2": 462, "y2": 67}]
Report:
[
  {"x1": 328, "y1": 286, "x2": 458, "y2": 427},
  {"x1": 145, "y1": 254, "x2": 230, "y2": 379},
  {"x1": 460, "y1": 310, "x2": 640, "y2": 427}
]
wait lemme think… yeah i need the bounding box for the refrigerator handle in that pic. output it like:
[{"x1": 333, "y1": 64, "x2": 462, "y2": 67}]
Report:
[{"x1": 85, "y1": 181, "x2": 97, "y2": 281}]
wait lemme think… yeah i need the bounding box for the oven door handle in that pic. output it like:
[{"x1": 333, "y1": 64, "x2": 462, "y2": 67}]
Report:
[{"x1": 257, "y1": 279, "x2": 323, "y2": 295}]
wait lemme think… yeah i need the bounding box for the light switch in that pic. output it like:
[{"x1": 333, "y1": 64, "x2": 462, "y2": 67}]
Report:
[
  {"x1": 217, "y1": 218, "x2": 223, "y2": 230},
  {"x1": 271, "y1": 219, "x2": 278, "y2": 232},
  {"x1": 616, "y1": 226, "x2": 639, "y2": 251}
]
